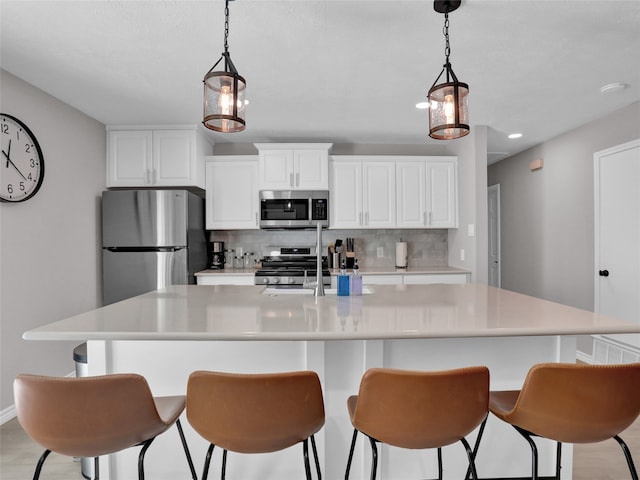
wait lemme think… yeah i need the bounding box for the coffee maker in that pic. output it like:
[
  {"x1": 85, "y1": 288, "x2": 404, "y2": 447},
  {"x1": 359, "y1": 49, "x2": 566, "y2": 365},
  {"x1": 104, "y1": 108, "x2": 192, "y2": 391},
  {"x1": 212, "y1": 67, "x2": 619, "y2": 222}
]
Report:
[{"x1": 210, "y1": 241, "x2": 225, "y2": 269}]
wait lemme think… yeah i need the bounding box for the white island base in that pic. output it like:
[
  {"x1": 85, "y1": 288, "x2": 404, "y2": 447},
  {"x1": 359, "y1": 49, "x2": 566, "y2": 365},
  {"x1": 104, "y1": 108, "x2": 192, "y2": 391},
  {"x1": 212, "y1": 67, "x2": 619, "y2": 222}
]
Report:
[{"x1": 87, "y1": 335, "x2": 576, "y2": 480}]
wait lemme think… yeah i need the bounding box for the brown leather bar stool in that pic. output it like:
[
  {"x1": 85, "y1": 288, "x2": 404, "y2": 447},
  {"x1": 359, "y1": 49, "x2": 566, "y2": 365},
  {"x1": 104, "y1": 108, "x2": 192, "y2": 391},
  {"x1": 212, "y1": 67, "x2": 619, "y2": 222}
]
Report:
[
  {"x1": 344, "y1": 366, "x2": 489, "y2": 480},
  {"x1": 14, "y1": 373, "x2": 197, "y2": 480},
  {"x1": 486, "y1": 362, "x2": 640, "y2": 480},
  {"x1": 186, "y1": 370, "x2": 325, "y2": 480}
]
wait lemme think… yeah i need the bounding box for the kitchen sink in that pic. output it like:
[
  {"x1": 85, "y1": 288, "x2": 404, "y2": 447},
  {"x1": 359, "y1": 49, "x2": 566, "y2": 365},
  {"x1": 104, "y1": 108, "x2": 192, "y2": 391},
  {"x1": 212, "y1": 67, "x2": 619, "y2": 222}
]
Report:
[{"x1": 262, "y1": 287, "x2": 373, "y2": 295}]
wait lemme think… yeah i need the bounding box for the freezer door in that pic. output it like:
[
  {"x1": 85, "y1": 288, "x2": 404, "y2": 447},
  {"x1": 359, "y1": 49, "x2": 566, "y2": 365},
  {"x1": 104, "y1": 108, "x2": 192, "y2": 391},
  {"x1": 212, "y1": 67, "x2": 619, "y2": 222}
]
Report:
[
  {"x1": 102, "y1": 249, "x2": 188, "y2": 305},
  {"x1": 102, "y1": 190, "x2": 188, "y2": 247}
]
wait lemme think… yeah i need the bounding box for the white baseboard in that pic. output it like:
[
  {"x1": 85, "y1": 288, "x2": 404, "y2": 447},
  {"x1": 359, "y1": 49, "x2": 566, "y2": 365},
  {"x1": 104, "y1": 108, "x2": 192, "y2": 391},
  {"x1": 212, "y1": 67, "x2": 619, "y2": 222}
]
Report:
[
  {"x1": 0, "y1": 405, "x2": 16, "y2": 426},
  {"x1": 1, "y1": 370, "x2": 76, "y2": 426}
]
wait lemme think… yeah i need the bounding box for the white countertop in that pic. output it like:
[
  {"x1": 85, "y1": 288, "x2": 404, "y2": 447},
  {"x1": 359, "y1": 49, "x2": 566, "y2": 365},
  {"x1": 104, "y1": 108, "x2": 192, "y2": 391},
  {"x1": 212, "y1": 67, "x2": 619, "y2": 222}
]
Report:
[{"x1": 23, "y1": 284, "x2": 640, "y2": 342}]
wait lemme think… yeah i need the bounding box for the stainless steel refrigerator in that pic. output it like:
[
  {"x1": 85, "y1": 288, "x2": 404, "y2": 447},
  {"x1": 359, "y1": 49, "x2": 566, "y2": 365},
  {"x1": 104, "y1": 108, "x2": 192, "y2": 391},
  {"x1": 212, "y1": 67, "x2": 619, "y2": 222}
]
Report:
[{"x1": 102, "y1": 189, "x2": 207, "y2": 305}]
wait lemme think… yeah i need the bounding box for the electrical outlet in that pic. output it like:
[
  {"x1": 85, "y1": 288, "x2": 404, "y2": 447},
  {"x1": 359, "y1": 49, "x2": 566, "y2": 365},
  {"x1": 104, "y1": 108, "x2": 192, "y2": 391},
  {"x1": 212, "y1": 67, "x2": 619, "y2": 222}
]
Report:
[{"x1": 377, "y1": 247, "x2": 384, "y2": 258}]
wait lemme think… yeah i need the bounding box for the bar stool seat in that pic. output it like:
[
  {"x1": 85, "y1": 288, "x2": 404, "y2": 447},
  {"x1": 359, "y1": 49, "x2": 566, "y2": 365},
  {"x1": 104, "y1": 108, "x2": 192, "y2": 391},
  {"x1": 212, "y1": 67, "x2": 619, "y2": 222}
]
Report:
[
  {"x1": 14, "y1": 373, "x2": 197, "y2": 480},
  {"x1": 344, "y1": 366, "x2": 489, "y2": 480},
  {"x1": 487, "y1": 362, "x2": 640, "y2": 480},
  {"x1": 186, "y1": 370, "x2": 325, "y2": 480}
]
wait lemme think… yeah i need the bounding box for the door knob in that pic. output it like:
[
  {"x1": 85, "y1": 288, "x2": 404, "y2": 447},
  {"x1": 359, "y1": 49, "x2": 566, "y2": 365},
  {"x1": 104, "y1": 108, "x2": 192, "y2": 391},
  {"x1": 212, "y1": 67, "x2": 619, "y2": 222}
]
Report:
[{"x1": 599, "y1": 270, "x2": 610, "y2": 277}]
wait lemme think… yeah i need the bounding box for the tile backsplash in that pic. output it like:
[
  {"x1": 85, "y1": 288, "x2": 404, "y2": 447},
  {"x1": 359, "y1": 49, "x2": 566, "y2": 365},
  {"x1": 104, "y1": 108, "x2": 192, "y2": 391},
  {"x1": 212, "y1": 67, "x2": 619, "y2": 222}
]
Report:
[{"x1": 207, "y1": 229, "x2": 448, "y2": 268}]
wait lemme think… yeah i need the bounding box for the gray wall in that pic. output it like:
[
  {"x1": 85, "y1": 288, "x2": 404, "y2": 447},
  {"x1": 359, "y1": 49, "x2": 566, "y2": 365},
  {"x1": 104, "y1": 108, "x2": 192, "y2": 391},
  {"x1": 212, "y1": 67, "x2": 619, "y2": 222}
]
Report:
[
  {"x1": 488, "y1": 102, "x2": 640, "y2": 353},
  {"x1": 0, "y1": 70, "x2": 106, "y2": 415}
]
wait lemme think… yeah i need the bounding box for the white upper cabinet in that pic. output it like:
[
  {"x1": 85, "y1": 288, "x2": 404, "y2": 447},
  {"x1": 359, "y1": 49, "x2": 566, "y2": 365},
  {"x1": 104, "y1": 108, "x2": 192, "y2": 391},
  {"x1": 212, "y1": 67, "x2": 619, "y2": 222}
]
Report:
[
  {"x1": 330, "y1": 157, "x2": 396, "y2": 228},
  {"x1": 107, "y1": 127, "x2": 212, "y2": 188},
  {"x1": 254, "y1": 143, "x2": 332, "y2": 190},
  {"x1": 396, "y1": 157, "x2": 458, "y2": 229},
  {"x1": 205, "y1": 156, "x2": 259, "y2": 230}
]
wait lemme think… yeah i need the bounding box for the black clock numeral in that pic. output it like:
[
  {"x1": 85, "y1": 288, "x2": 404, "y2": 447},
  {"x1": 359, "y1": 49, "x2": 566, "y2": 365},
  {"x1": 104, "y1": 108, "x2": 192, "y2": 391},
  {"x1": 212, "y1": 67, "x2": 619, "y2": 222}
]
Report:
[
  {"x1": 30, "y1": 158, "x2": 36, "y2": 168},
  {"x1": 1, "y1": 124, "x2": 8, "y2": 134},
  {"x1": 25, "y1": 143, "x2": 31, "y2": 153},
  {"x1": 7, "y1": 184, "x2": 13, "y2": 194},
  {"x1": 19, "y1": 182, "x2": 25, "y2": 191},
  {"x1": 28, "y1": 173, "x2": 33, "y2": 181}
]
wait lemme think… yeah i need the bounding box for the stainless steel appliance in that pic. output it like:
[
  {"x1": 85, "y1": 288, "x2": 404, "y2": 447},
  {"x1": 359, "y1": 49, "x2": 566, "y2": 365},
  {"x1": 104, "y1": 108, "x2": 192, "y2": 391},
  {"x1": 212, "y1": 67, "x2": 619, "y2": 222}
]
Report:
[
  {"x1": 102, "y1": 189, "x2": 207, "y2": 305},
  {"x1": 209, "y1": 241, "x2": 225, "y2": 269},
  {"x1": 259, "y1": 190, "x2": 329, "y2": 229},
  {"x1": 254, "y1": 247, "x2": 331, "y2": 286}
]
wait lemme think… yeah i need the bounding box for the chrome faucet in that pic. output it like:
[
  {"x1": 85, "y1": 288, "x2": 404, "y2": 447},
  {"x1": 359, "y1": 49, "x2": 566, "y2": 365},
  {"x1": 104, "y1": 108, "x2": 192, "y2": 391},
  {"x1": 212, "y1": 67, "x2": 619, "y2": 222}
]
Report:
[{"x1": 313, "y1": 222, "x2": 325, "y2": 296}]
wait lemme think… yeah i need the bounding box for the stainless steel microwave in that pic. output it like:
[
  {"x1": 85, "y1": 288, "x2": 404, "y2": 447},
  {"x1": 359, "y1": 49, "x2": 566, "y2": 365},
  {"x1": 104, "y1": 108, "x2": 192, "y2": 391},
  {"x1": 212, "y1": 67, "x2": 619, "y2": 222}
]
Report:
[{"x1": 259, "y1": 190, "x2": 329, "y2": 229}]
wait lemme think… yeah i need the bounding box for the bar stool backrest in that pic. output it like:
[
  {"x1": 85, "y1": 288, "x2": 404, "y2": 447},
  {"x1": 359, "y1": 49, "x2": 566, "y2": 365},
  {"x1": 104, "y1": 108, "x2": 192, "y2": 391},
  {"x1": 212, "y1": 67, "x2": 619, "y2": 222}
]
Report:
[
  {"x1": 350, "y1": 366, "x2": 489, "y2": 449},
  {"x1": 508, "y1": 362, "x2": 640, "y2": 443},
  {"x1": 14, "y1": 373, "x2": 166, "y2": 458},
  {"x1": 186, "y1": 370, "x2": 325, "y2": 454}
]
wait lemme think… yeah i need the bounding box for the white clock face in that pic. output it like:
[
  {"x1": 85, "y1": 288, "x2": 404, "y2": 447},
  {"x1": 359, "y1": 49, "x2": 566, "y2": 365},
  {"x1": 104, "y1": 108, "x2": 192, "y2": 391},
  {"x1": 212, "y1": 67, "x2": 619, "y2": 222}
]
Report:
[{"x1": 1, "y1": 114, "x2": 45, "y2": 203}]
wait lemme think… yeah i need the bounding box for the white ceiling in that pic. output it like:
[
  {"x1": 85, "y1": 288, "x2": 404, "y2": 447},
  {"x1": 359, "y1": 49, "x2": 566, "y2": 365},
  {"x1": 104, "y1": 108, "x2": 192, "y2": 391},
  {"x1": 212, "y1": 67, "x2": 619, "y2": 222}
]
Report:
[{"x1": 2, "y1": 1, "x2": 639, "y2": 163}]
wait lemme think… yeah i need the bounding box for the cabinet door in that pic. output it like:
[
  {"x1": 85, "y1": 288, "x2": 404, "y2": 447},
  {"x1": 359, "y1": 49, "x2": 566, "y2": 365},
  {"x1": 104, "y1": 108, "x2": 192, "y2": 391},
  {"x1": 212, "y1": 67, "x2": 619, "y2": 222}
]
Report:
[
  {"x1": 153, "y1": 130, "x2": 199, "y2": 187},
  {"x1": 363, "y1": 161, "x2": 396, "y2": 228},
  {"x1": 396, "y1": 161, "x2": 427, "y2": 228},
  {"x1": 426, "y1": 160, "x2": 458, "y2": 228},
  {"x1": 259, "y1": 150, "x2": 294, "y2": 189},
  {"x1": 206, "y1": 159, "x2": 259, "y2": 230},
  {"x1": 330, "y1": 161, "x2": 362, "y2": 228},
  {"x1": 107, "y1": 130, "x2": 153, "y2": 186},
  {"x1": 293, "y1": 149, "x2": 328, "y2": 189}
]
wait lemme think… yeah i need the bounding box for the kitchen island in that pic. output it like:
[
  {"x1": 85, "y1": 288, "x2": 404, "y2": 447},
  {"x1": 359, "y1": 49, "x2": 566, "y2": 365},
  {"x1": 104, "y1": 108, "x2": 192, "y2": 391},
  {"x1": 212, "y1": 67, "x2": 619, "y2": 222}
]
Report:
[{"x1": 24, "y1": 284, "x2": 640, "y2": 480}]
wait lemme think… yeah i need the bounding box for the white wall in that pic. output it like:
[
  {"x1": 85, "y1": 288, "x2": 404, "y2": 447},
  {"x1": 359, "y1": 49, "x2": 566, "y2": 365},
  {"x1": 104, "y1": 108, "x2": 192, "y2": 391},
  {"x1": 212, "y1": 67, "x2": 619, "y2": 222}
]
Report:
[
  {"x1": 0, "y1": 70, "x2": 106, "y2": 415},
  {"x1": 488, "y1": 102, "x2": 640, "y2": 354}
]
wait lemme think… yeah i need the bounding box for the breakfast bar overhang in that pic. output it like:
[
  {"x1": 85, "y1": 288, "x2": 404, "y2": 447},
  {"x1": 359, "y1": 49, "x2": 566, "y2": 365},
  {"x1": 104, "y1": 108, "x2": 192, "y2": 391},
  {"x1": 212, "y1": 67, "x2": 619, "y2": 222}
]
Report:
[{"x1": 24, "y1": 284, "x2": 640, "y2": 480}]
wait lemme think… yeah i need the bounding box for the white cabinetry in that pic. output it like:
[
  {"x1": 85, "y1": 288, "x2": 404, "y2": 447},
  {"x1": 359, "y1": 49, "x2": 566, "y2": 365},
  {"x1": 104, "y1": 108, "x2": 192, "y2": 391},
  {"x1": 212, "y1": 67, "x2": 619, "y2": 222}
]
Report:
[
  {"x1": 205, "y1": 156, "x2": 259, "y2": 230},
  {"x1": 254, "y1": 143, "x2": 332, "y2": 190},
  {"x1": 330, "y1": 157, "x2": 396, "y2": 229},
  {"x1": 107, "y1": 127, "x2": 211, "y2": 188},
  {"x1": 396, "y1": 157, "x2": 458, "y2": 228}
]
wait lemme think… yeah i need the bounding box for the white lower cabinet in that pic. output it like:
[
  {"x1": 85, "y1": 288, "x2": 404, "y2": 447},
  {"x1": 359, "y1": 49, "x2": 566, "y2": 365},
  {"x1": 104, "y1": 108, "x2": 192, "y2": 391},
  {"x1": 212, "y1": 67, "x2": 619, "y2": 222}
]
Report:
[
  {"x1": 205, "y1": 156, "x2": 259, "y2": 230},
  {"x1": 196, "y1": 274, "x2": 254, "y2": 286}
]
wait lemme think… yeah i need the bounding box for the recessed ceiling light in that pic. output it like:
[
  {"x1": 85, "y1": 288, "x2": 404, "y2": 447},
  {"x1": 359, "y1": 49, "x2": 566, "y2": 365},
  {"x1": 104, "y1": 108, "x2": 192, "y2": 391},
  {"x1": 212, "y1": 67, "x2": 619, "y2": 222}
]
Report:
[
  {"x1": 600, "y1": 82, "x2": 627, "y2": 94},
  {"x1": 415, "y1": 102, "x2": 430, "y2": 109},
  {"x1": 508, "y1": 133, "x2": 523, "y2": 139}
]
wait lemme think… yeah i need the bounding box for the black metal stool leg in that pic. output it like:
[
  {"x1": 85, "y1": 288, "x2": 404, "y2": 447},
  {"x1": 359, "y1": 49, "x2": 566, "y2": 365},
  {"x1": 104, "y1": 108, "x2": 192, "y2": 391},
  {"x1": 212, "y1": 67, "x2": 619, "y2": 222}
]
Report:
[
  {"x1": 94, "y1": 456, "x2": 100, "y2": 480},
  {"x1": 202, "y1": 443, "x2": 215, "y2": 480},
  {"x1": 175, "y1": 419, "x2": 198, "y2": 480},
  {"x1": 345, "y1": 429, "x2": 358, "y2": 480},
  {"x1": 310, "y1": 434, "x2": 322, "y2": 480},
  {"x1": 221, "y1": 449, "x2": 228, "y2": 480},
  {"x1": 614, "y1": 435, "x2": 639, "y2": 480},
  {"x1": 515, "y1": 427, "x2": 539, "y2": 480},
  {"x1": 303, "y1": 438, "x2": 313, "y2": 480},
  {"x1": 368, "y1": 436, "x2": 378, "y2": 480},
  {"x1": 32, "y1": 449, "x2": 51, "y2": 480},
  {"x1": 436, "y1": 447, "x2": 443, "y2": 480},
  {"x1": 460, "y1": 437, "x2": 479, "y2": 480},
  {"x1": 555, "y1": 441, "x2": 562, "y2": 480},
  {"x1": 465, "y1": 415, "x2": 488, "y2": 480},
  {"x1": 137, "y1": 437, "x2": 155, "y2": 480}
]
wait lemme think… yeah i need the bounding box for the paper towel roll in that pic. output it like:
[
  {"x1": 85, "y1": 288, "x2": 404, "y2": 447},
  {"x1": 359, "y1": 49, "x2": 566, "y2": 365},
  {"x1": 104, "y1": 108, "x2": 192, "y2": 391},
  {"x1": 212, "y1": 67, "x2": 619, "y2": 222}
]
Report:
[{"x1": 395, "y1": 242, "x2": 407, "y2": 268}]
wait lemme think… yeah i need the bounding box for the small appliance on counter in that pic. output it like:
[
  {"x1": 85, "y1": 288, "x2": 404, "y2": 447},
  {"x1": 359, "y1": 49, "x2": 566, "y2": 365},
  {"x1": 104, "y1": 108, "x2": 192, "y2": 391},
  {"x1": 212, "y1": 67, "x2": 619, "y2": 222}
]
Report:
[{"x1": 209, "y1": 241, "x2": 225, "y2": 269}]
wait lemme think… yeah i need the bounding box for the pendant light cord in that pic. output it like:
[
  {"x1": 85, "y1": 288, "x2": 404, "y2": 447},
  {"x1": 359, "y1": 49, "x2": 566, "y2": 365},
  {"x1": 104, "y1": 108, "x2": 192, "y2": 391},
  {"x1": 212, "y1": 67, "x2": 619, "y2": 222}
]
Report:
[
  {"x1": 223, "y1": 0, "x2": 230, "y2": 55},
  {"x1": 443, "y1": 11, "x2": 450, "y2": 64}
]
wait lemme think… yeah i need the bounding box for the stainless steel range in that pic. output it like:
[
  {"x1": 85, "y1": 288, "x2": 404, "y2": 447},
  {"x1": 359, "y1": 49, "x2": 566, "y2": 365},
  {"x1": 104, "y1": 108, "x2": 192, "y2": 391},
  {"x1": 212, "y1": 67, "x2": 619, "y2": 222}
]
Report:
[{"x1": 254, "y1": 247, "x2": 331, "y2": 286}]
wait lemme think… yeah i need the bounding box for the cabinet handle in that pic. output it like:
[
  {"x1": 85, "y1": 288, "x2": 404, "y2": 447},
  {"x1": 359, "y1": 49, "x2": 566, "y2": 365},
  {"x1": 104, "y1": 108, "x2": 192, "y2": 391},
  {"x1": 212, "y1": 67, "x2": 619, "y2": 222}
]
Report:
[
  {"x1": 359, "y1": 212, "x2": 363, "y2": 226},
  {"x1": 296, "y1": 172, "x2": 300, "y2": 187},
  {"x1": 255, "y1": 212, "x2": 258, "y2": 226},
  {"x1": 146, "y1": 169, "x2": 152, "y2": 185},
  {"x1": 599, "y1": 270, "x2": 610, "y2": 277},
  {"x1": 365, "y1": 212, "x2": 369, "y2": 226},
  {"x1": 423, "y1": 212, "x2": 427, "y2": 226},
  {"x1": 290, "y1": 173, "x2": 294, "y2": 187}
]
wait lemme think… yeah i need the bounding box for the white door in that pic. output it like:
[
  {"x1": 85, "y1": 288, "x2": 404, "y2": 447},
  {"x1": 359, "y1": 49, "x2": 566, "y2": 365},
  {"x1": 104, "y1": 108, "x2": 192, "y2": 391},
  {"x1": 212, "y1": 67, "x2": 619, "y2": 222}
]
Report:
[
  {"x1": 488, "y1": 184, "x2": 501, "y2": 288},
  {"x1": 594, "y1": 139, "x2": 640, "y2": 349}
]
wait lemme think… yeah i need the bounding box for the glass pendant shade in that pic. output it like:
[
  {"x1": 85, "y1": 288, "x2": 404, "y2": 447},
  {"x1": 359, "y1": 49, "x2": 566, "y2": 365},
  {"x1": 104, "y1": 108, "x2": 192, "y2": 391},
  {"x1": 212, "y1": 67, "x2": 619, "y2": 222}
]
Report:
[
  {"x1": 203, "y1": 70, "x2": 246, "y2": 133},
  {"x1": 428, "y1": 80, "x2": 469, "y2": 140}
]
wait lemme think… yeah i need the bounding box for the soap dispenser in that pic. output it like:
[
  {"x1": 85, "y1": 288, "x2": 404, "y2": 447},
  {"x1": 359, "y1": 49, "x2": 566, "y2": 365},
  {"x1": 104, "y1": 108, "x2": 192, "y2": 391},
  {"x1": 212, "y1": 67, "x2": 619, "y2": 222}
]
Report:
[
  {"x1": 337, "y1": 260, "x2": 350, "y2": 296},
  {"x1": 350, "y1": 258, "x2": 362, "y2": 296}
]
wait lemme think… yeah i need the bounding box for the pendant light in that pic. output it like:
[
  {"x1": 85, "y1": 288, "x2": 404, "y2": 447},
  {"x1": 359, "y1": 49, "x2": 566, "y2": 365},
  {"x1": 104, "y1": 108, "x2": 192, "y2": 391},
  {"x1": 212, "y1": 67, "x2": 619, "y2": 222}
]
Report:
[
  {"x1": 203, "y1": 0, "x2": 246, "y2": 133},
  {"x1": 428, "y1": 0, "x2": 469, "y2": 140}
]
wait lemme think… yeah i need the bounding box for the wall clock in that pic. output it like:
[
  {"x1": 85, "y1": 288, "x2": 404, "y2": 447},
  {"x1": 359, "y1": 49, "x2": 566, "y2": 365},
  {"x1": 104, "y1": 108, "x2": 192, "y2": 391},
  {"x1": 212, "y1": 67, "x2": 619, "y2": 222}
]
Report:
[{"x1": 1, "y1": 113, "x2": 45, "y2": 203}]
